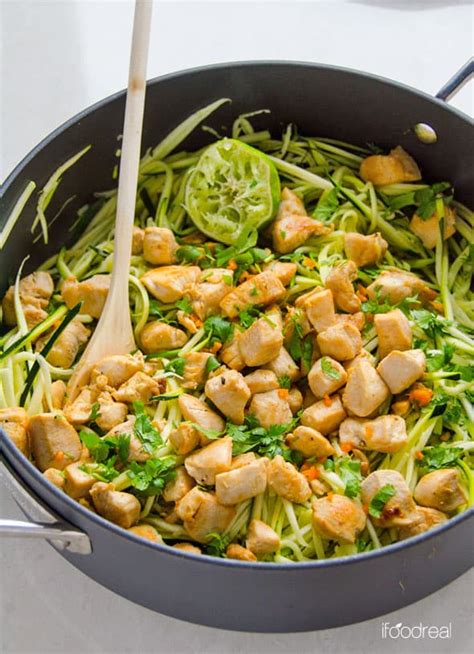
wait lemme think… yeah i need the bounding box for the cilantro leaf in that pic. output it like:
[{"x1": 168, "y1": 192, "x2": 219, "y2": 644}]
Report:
[
  {"x1": 278, "y1": 374, "x2": 292, "y2": 389},
  {"x1": 127, "y1": 456, "x2": 176, "y2": 496},
  {"x1": 79, "y1": 431, "x2": 110, "y2": 463},
  {"x1": 133, "y1": 401, "x2": 163, "y2": 453},
  {"x1": 239, "y1": 306, "x2": 261, "y2": 329},
  {"x1": 204, "y1": 532, "x2": 229, "y2": 557},
  {"x1": 226, "y1": 415, "x2": 298, "y2": 459},
  {"x1": 215, "y1": 225, "x2": 258, "y2": 267},
  {"x1": 418, "y1": 446, "x2": 463, "y2": 472},
  {"x1": 205, "y1": 355, "x2": 221, "y2": 375},
  {"x1": 89, "y1": 402, "x2": 101, "y2": 422},
  {"x1": 337, "y1": 458, "x2": 362, "y2": 499},
  {"x1": 312, "y1": 188, "x2": 339, "y2": 222},
  {"x1": 369, "y1": 484, "x2": 396, "y2": 518},
  {"x1": 176, "y1": 245, "x2": 204, "y2": 264},
  {"x1": 164, "y1": 357, "x2": 186, "y2": 376},
  {"x1": 321, "y1": 357, "x2": 341, "y2": 381},
  {"x1": 175, "y1": 297, "x2": 193, "y2": 314},
  {"x1": 426, "y1": 344, "x2": 454, "y2": 372},
  {"x1": 203, "y1": 316, "x2": 233, "y2": 345},
  {"x1": 80, "y1": 460, "x2": 120, "y2": 482},
  {"x1": 414, "y1": 182, "x2": 451, "y2": 220}
]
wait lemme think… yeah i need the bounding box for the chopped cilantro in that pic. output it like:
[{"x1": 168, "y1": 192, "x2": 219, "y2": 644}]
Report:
[
  {"x1": 239, "y1": 306, "x2": 261, "y2": 329},
  {"x1": 414, "y1": 182, "x2": 452, "y2": 220},
  {"x1": 89, "y1": 402, "x2": 101, "y2": 422},
  {"x1": 418, "y1": 445, "x2": 463, "y2": 472},
  {"x1": 278, "y1": 374, "x2": 292, "y2": 389},
  {"x1": 133, "y1": 401, "x2": 163, "y2": 453},
  {"x1": 176, "y1": 245, "x2": 204, "y2": 263},
  {"x1": 205, "y1": 355, "x2": 221, "y2": 375},
  {"x1": 337, "y1": 458, "x2": 362, "y2": 499},
  {"x1": 164, "y1": 357, "x2": 186, "y2": 376},
  {"x1": 312, "y1": 188, "x2": 339, "y2": 222},
  {"x1": 321, "y1": 357, "x2": 341, "y2": 381},
  {"x1": 176, "y1": 297, "x2": 193, "y2": 314},
  {"x1": 204, "y1": 532, "x2": 229, "y2": 557},
  {"x1": 203, "y1": 315, "x2": 234, "y2": 345},
  {"x1": 369, "y1": 484, "x2": 396, "y2": 518},
  {"x1": 226, "y1": 415, "x2": 299, "y2": 459},
  {"x1": 127, "y1": 456, "x2": 176, "y2": 496}
]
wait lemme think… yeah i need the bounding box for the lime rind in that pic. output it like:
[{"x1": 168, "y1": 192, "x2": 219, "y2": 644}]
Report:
[{"x1": 185, "y1": 138, "x2": 280, "y2": 245}]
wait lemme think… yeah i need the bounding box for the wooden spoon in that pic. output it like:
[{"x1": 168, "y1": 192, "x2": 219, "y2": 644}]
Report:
[{"x1": 67, "y1": 0, "x2": 153, "y2": 400}]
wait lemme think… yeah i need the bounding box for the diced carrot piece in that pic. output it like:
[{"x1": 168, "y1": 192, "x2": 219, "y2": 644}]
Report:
[
  {"x1": 227, "y1": 259, "x2": 238, "y2": 271},
  {"x1": 340, "y1": 442, "x2": 353, "y2": 453},
  {"x1": 409, "y1": 385, "x2": 433, "y2": 407},
  {"x1": 278, "y1": 388, "x2": 289, "y2": 399},
  {"x1": 415, "y1": 451, "x2": 424, "y2": 460},
  {"x1": 323, "y1": 394, "x2": 332, "y2": 407}
]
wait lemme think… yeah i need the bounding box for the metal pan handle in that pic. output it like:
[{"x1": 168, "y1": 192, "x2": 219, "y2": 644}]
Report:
[
  {"x1": 436, "y1": 57, "x2": 474, "y2": 102},
  {"x1": 0, "y1": 458, "x2": 91, "y2": 554}
]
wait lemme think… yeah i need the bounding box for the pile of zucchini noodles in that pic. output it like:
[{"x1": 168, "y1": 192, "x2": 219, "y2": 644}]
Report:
[{"x1": 1, "y1": 98, "x2": 472, "y2": 561}]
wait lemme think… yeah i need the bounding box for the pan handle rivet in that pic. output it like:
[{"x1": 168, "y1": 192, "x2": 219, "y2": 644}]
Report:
[{"x1": 414, "y1": 123, "x2": 438, "y2": 144}]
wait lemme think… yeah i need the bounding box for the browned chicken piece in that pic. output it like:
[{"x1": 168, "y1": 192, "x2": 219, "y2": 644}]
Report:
[
  {"x1": 231, "y1": 452, "x2": 257, "y2": 469},
  {"x1": 312, "y1": 494, "x2": 366, "y2": 543},
  {"x1": 367, "y1": 269, "x2": 436, "y2": 305},
  {"x1": 64, "y1": 462, "x2": 96, "y2": 499},
  {"x1": 344, "y1": 232, "x2": 388, "y2": 267},
  {"x1": 29, "y1": 413, "x2": 81, "y2": 471},
  {"x1": 178, "y1": 394, "x2": 225, "y2": 441},
  {"x1": 187, "y1": 268, "x2": 234, "y2": 320},
  {"x1": 267, "y1": 455, "x2": 311, "y2": 503},
  {"x1": 278, "y1": 186, "x2": 307, "y2": 216},
  {"x1": 244, "y1": 369, "x2": 279, "y2": 394},
  {"x1": 414, "y1": 469, "x2": 467, "y2": 512},
  {"x1": 127, "y1": 524, "x2": 163, "y2": 543},
  {"x1": 140, "y1": 321, "x2": 188, "y2": 354},
  {"x1": 343, "y1": 349, "x2": 375, "y2": 375},
  {"x1": 43, "y1": 468, "x2": 65, "y2": 490},
  {"x1": 339, "y1": 415, "x2": 407, "y2": 453},
  {"x1": 288, "y1": 387, "x2": 303, "y2": 414},
  {"x1": 94, "y1": 392, "x2": 128, "y2": 432},
  {"x1": 177, "y1": 310, "x2": 199, "y2": 334},
  {"x1": 317, "y1": 322, "x2": 362, "y2": 362},
  {"x1": 141, "y1": 265, "x2": 200, "y2": 303},
  {"x1": 300, "y1": 288, "x2": 336, "y2": 333},
  {"x1": 301, "y1": 395, "x2": 347, "y2": 435},
  {"x1": 36, "y1": 320, "x2": 90, "y2": 368},
  {"x1": 169, "y1": 422, "x2": 200, "y2": 455},
  {"x1": 216, "y1": 458, "x2": 268, "y2": 505},
  {"x1": 287, "y1": 426, "x2": 334, "y2": 458},
  {"x1": 284, "y1": 304, "x2": 313, "y2": 341},
  {"x1": 410, "y1": 205, "x2": 456, "y2": 249},
  {"x1": 90, "y1": 354, "x2": 144, "y2": 388},
  {"x1": 2, "y1": 271, "x2": 54, "y2": 327},
  {"x1": 105, "y1": 418, "x2": 150, "y2": 462},
  {"x1": 0, "y1": 407, "x2": 30, "y2": 457},
  {"x1": 112, "y1": 372, "x2": 162, "y2": 404},
  {"x1": 176, "y1": 487, "x2": 235, "y2": 543},
  {"x1": 23, "y1": 306, "x2": 49, "y2": 329},
  {"x1": 143, "y1": 226, "x2": 178, "y2": 265},
  {"x1": 308, "y1": 357, "x2": 347, "y2": 399},
  {"x1": 361, "y1": 470, "x2": 418, "y2": 527},
  {"x1": 310, "y1": 478, "x2": 330, "y2": 496},
  {"x1": 173, "y1": 542, "x2": 202, "y2": 554},
  {"x1": 272, "y1": 213, "x2": 329, "y2": 254},
  {"x1": 205, "y1": 370, "x2": 251, "y2": 425},
  {"x1": 374, "y1": 309, "x2": 412, "y2": 359},
  {"x1": 249, "y1": 390, "x2": 293, "y2": 429},
  {"x1": 238, "y1": 316, "x2": 283, "y2": 367},
  {"x1": 49, "y1": 380, "x2": 67, "y2": 410},
  {"x1": 360, "y1": 146, "x2": 421, "y2": 186},
  {"x1": 377, "y1": 349, "x2": 426, "y2": 394},
  {"x1": 63, "y1": 388, "x2": 95, "y2": 425},
  {"x1": 342, "y1": 358, "x2": 389, "y2": 417},
  {"x1": 334, "y1": 312, "x2": 365, "y2": 332},
  {"x1": 181, "y1": 351, "x2": 212, "y2": 390},
  {"x1": 184, "y1": 437, "x2": 233, "y2": 485},
  {"x1": 131, "y1": 226, "x2": 144, "y2": 255},
  {"x1": 220, "y1": 271, "x2": 285, "y2": 319},
  {"x1": 226, "y1": 544, "x2": 257, "y2": 562},
  {"x1": 263, "y1": 260, "x2": 297, "y2": 286},
  {"x1": 246, "y1": 519, "x2": 280, "y2": 555},
  {"x1": 264, "y1": 346, "x2": 300, "y2": 382},
  {"x1": 220, "y1": 330, "x2": 245, "y2": 371},
  {"x1": 163, "y1": 466, "x2": 195, "y2": 503},
  {"x1": 90, "y1": 482, "x2": 141, "y2": 528},
  {"x1": 325, "y1": 261, "x2": 361, "y2": 313},
  {"x1": 61, "y1": 274, "x2": 110, "y2": 319},
  {"x1": 398, "y1": 506, "x2": 448, "y2": 540}
]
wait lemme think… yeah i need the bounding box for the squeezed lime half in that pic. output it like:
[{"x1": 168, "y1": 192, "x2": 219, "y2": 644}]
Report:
[{"x1": 184, "y1": 138, "x2": 281, "y2": 245}]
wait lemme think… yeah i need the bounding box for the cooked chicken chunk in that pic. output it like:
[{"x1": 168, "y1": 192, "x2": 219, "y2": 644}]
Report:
[
  {"x1": 187, "y1": 268, "x2": 234, "y2": 320},
  {"x1": 205, "y1": 370, "x2": 251, "y2": 424},
  {"x1": 377, "y1": 349, "x2": 426, "y2": 394},
  {"x1": 43, "y1": 468, "x2": 66, "y2": 490},
  {"x1": 308, "y1": 357, "x2": 347, "y2": 399},
  {"x1": 226, "y1": 544, "x2": 257, "y2": 561},
  {"x1": 169, "y1": 422, "x2": 200, "y2": 455},
  {"x1": 339, "y1": 415, "x2": 407, "y2": 453},
  {"x1": 231, "y1": 452, "x2": 257, "y2": 469},
  {"x1": 141, "y1": 265, "x2": 200, "y2": 303},
  {"x1": 374, "y1": 309, "x2": 412, "y2": 359},
  {"x1": 64, "y1": 462, "x2": 96, "y2": 499},
  {"x1": 220, "y1": 330, "x2": 245, "y2": 371},
  {"x1": 2, "y1": 271, "x2": 54, "y2": 327},
  {"x1": 163, "y1": 466, "x2": 195, "y2": 503},
  {"x1": 28, "y1": 413, "x2": 81, "y2": 471},
  {"x1": 335, "y1": 311, "x2": 365, "y2": 331},
  {"x1": 63, "y1": 388, "x2": 95, "y2": 425},
  {"x1": 342, "y1": 358, "x2": 389, "y2": 417},
  {"x1": 0, "y1": 407, "x2": 29, "y2": 457},
  {"x1": 127, "y1": 524, "x2": 163, "y2": 543},
  {"x1": 184, "y1": 436, "x2": 233, "y2": 485},
  {"x1": 143, "y1": 226, "x2": 178, "y2": 265},
  {"x1": 312, "y1": 494, "x2": 366, "y2": 543},
  {"x1": 105, "y1": 418, "x2": 150, "y2": 462},
  {"x1": 317, "y1": 322, "x2": 362, "y2": 362},
  {"x1": 90, "y1": 482, "x2": 141, "y2": 528},
  {"x1": 220, "y1": 271, "x2": 285, "y2": 318},
  {"x1": 360, "y1": 146, "x2": 421, "y2": 186},
  {"x1": 61, "y1": 274, "x2": 110, "y2": 319},
  {"x1": 264, "y1": 346, "x2": 300, "y2": 382},
  {"x1": 264, "y1": 261, "x2": 297, "y2": 286},
  {"x1": 361, "y1": 470, "x2": 417, "y2": 527},
  {"x1": 173, "y1": 542, "x2": 202, "y2": 554},
  {"x1": 343, "y1": 348, "x2": 375, "y2": 375},
  {"x1": 178, "y1": 394, "x2": 225, "y2": 441},
  {"x1": 414, "y1": 469, "x2": 467, "y2": 512},
  {"x1": 287, "y1": 387, "x2": 303, "y2": 414},
  {"x1": 301, "y1": 395, "x2": 346, "y2": 435},
  {"x1": 367, "y1": 269, "x2": 436, "y2": 305},
  {"x1": 287, "y1": 426, "x2": 334, "y2": 458},
  {"x1": 399, "y1": 506, "x2": 447, "y2": 540},
  {"x1": 301, "y1": 288, "x2": 336, "y2": 333},
  {"x1": 140, "y1": 321, "x2": 188, "y2": 353},
  {"x1": 238, "y1": 316, "x2": 283, "y2": 367},
  {"x1": 36, "y1": 319, "x2": 90, "y2": 368},
  {"x1": 344, "y1": 232, "x2": 388, "y2": 267},
  {"x1": 325, "y1": 261, "x2": 361, "y2": 313},
  {"x1": 90, "y1": 354, "x2": 144, "y2": 388},
  {"x1": 131, "y1": 226, "x2": 144, "y2": 255},
  {"x1": 244, "y1": 369, "x2": 279, "y2": 394},
  {"x1": 112, "y1": 372, "x2": 162, "y2": 404},
  {"x1": 181, "y1": 351, "x2": 212, "y2": 390},
  {"x1": 410, "y1": 205, "x2": 456, "y2": 249},
  {"x1": 94, "y1": 392, "x2": 128, "y2": 432},
  {"x1": 272, "y1": 213, "x2": 328, "y2": 254},
  {"x1": 249, "y1": 390, "x2": 293, "y2": 429},
  {"x1": 267, "y1": 455, "x2": 311, "y2": 503},
  {"x1": 176, "y1": 487, "x2": 235, "y2": 542},
  {"x1": 246, "y1": 519, "x2": 280, "y2": 555},
  {"x1": 216, "y1": 458, "x2": 268, "y2": 505}
]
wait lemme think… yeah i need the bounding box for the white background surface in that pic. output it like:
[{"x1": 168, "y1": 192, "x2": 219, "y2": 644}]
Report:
[{"x1": 1, "y1": 1, "x2": 473, "y2": 652}]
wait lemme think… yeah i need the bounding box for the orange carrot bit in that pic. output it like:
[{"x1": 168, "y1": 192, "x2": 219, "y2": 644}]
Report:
[
  {"x1": 440, "y1": 432, "x2": 450, "y2": 442},
  {"x1": 191, "y1": 314, "x2": 203, "y2": 328},
  {"x1": 340, "y1": 442, "x2": 353, "y2": 453},
  {"x1": 415, "y1": 451, "x2": 424, "y2": 461},
  {"x1": 323, "y1": 394, "x2": 332, "y2": 407},
  {"x1": 278, "y1": 388, "x2": 289, "y2": 399},
  {"x1": 409, "y1": 385, "x2": 433, "y2": 407},
  {"x1": 54, "y1": 451, "x2": 65, "y2": 463},
  {"x1": 302, "y1": 465, "x2": 319, "y2": 481},
  {"x1": 327, "y1": 492, "x2": 335, "y2": 501},
  {"x1": 362, "y1": 503, "x2": 370, "y2": 515},
  {"x1": 227, "y1": 259, "x2": 238, "y2": 271},
  {"x1": 303, "y1": 257, "x2": 316, "y2": 269},
  {"x1": 364, "y1": 425, "x2": 374, "y2": 438},
  {"x1": 210, "y1": 341, "x2": 222, "y2": 354}
]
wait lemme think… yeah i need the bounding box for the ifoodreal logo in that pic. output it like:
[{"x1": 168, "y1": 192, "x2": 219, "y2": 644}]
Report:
[{"x1": 381, "y1": 622, "x2": 452, "y2": 640}]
